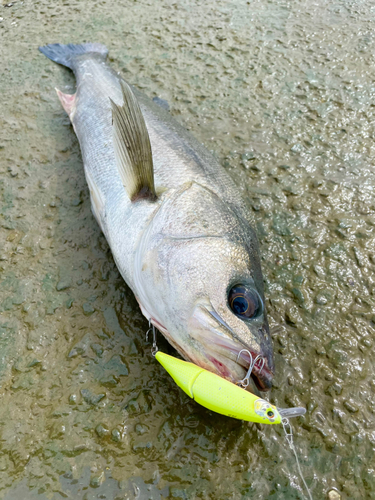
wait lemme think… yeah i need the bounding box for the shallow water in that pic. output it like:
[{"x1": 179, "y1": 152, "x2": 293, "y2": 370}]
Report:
[{"x1": 1, "y1": 0, "x2": 375, "y2": 498}]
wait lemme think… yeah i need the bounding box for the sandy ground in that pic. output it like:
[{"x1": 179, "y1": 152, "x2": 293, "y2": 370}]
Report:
[{"x1": 1, "y1": 0, "x2": 375, "y2": 498}]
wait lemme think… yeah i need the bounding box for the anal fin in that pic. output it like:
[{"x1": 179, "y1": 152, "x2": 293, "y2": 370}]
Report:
[{"x1": 110, "y1": 80, "x2": 157, "y2": 202}]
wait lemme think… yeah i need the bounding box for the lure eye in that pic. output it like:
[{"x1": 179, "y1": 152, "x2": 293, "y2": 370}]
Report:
[
  {"x1": 267, "y1": 410, "x2": 274, "y2": 418},
  {"x1": 228, "y1": 285, "x2": 261, "y2": 319}
]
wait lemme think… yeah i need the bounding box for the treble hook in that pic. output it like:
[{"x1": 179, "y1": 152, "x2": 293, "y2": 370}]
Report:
[
  {"x1": 236, "y1": 349, "x2": 265, "y2": 388},
  {"x1": 145, "y1": 321, "x2": 158, "y2": 356}
]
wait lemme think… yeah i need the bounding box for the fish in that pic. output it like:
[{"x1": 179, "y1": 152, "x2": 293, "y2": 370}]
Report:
[{"x1": 38, "y1": 42, "x2": 274, "y2": 391}]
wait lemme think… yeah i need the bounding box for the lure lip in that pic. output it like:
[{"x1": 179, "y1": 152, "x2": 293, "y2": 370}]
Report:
[{"x1": 277, "y1": 407, "x2": 306, "y2": 418}]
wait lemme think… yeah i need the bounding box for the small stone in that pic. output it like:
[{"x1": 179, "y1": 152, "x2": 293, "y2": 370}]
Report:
[
  {"x1": 135, "y1": 424, "x2": 149, "y2": 435},
  {"x1": 27, "y1": 359, "x2": 40, "y2": 368},
  {"x1": 49, "y1": 423, "x2": 66, "y2": 439},
  {"x1": 69, "y1": 394, "x2": 77, "y2": 404},
  {"x1": 83, "y1": 302, "x2": 95, "y2": 315},
  {"x1": 291, "y1": 143, "x2": 304, "y2": 153},
  {"x1": 100, "y1": 261, "x2": 110, "y2": 281},
  {"x1": 343, "y1": 400, "x2": 358, "y2": 413},
  {"x1": 292, "y1": 287, "x2": 304, "y2": 304},
  {"x1": 68, "y1": 347, "x2": 83, "y2": 358},
  {"x1": 132, "y1": 441, "x2": 152, "y2": 452},
  {"x1": 126, "y1": 399, "x2": 140, "y2": 415},
  {"x1": 2, "y1": 297, "x2": 14, "y2": 311},
  {"x1": 315, "y1": 412, "x2": 325, "y2": 424},
  {"x1": 95, "y1": 424, "x2": 110, "y2": 438},
  {"x1": 327, "y1": 489, "x2": 341, "y2": 500},
  {"x1": 111, "y1": 429, "x2": 121, "y2": 442},
  {"x1": 100, "y1": 375, "x2": 118, "y2": 387},
  {"x1": 312, "y1": 179, "x2": 323, "y2": 188},
  {"x1": 91, "y1": 343, "x2": 103, "y2": 357},
  {"x1": 241, "y1": 151, "x2": 255, "y2": 162},
  {"x1": 90, "y1": 472, "x2": 104, "y2": 488},
  {"x1": 8, "y1": 166, "x2": 18, "y2": 177},
  {"x1": 56, "y1": 279, "x2": 71, "y2": 291},
  {"x1": 315, "y1": 344, "x2": 326, "y2": 355},
  {"x1": 97, "y1": 329, "x2": 109, "y2": 340},
  {"x1": 325, "y1": 383, "x2": 342, "y2": 396},
  {"x1": 285, "y1": 305, "x2": 301, "y2": 325},
  {"x1": 316, "y1": 293, "x2": 329, "y2": 305},
  {"x1": 361, "y1": 338, "x2": 372, "y2": 348},
  {"x1": 81, "y1": 389, "x2": 105, "y2": 406}
]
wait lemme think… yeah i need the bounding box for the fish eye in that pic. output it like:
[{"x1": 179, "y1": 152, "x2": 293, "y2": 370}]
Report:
[{"x1": 228, "y1": 285, "x2": 262, "y2": 319}]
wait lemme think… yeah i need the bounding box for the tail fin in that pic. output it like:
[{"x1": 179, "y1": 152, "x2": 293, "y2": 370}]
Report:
[{"x1": 38, "y1": 43, "x2": 108, "y2": 70}]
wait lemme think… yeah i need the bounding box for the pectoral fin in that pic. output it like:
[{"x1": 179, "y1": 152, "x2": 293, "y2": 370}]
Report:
[
  {"x1": 56, "y1": 88, "x2": 77, "y2": 119},
  {"x1": 111, "y1": 81, "x2": 156, "y2": 202}
]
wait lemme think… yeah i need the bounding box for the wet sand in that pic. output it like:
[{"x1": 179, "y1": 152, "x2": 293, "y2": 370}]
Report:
[{"x1": 1, "y1": 0, "x2": 375, "y2": 498}]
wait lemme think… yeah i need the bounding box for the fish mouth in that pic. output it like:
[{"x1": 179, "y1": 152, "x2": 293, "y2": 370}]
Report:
[
  {"x1": 188, "y1": 304, "x2": 274, "y2": 392},
  {"x1": 205, "y1": 340, "x2": 273, "y2": 392}
]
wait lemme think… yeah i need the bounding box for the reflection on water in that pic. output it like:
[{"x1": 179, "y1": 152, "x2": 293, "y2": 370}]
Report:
[{"x1": 1, "y1": 0, "x2": 375, "y2": 498}]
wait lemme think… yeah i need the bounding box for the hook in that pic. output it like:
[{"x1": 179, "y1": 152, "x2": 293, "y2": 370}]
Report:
[
  {"x1": 146, "y1": 321, "x2": 158, "y2": 356},
  {"x1": 236, "y1": 349, "x2": 265, "y2": 388}
]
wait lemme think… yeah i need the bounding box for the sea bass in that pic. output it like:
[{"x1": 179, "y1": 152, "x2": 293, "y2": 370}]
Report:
[{"x1": 39, "y1": 43, "x2": 274, "y2": 390}]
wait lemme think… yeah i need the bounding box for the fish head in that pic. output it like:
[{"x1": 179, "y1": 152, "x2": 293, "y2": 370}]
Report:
[
  {"x1": 189, "y1": 245, "x2": 274, "y2": 391},
  {"x1": 135, "y1": 183, "x2": 274, "y2": 391}
]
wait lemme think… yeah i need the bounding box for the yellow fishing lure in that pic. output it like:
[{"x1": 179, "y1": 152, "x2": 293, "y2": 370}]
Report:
[{"x1": 156, "y1": 351, "x2": 282, "y2": 424}]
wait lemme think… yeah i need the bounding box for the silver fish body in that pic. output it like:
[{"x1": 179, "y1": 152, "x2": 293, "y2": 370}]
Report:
[{"x1": 39, "y1": 43, "x2": 274, "y2": 390}]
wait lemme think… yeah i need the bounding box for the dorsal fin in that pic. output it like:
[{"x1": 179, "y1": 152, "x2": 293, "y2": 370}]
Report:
[{"x1": 110, "y1": 81, "x2": 157, "y2": 202}]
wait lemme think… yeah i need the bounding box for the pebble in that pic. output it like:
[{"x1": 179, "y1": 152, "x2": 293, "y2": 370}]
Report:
[
  {"x1": 316, "y1": 293, "x2": 328, "y2": 305},
  {"x1": 80, "y1": 389, "x2": 105, "y2": 406},
  {"x1": 343, "y1": 400, "x2": 359, "y2": 413},
  {"x1": 91, "y1": 343, "x2": 103, "y2": 357},
  {"x1": 111, "y1": 429, "x2": 121, "y2": 442},
  {"x1": 90, "y1": 472, "x2": 104, "y2": 488},
  {"x1": 292, "y1": 287, "x2": 304, "y2": 304},
  {"x1": 327, "y1": 489, "x2": 341, "y2": 500},
  {"x1": 66, "y1": 298, "x2": 73, "y2": 308},
  {"x1": 56, "y1": 279, "x2": 71, "y2": 291},
  {"x1": 68, "y1": 394, "x2": 77, "y2": 404},
  {"x1": 82, "y1": 302, "x2": 95, "y2": 315},
  {"x1": 95, "y1": 424, "x2": 110, "y2": 438},
  {"x1": 135, "y1": 424, "x2": 149, "y2": 435},
  {"x1": 100, "y1": 375, "x2": 118, "y2": 387}
]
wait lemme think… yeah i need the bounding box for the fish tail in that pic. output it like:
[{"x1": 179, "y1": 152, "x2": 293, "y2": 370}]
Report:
[{"x1": 38, "y1": 43, "x2": 108, "y2": 70}]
